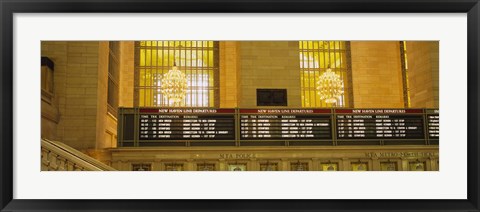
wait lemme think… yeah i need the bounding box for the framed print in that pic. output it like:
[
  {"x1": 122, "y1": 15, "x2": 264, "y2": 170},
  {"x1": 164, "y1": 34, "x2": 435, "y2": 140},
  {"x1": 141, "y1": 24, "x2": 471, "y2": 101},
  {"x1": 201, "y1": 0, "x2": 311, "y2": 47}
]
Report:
[{"x1": 1, "y1": 0, "x2": 480, "y2": 211}]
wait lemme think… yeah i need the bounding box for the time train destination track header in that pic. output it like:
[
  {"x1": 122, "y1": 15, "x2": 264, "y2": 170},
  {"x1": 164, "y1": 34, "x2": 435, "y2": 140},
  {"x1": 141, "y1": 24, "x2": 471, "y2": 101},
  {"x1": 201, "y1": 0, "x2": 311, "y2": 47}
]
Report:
[{"x1": 117, "y1": 108, "x2": 439, "y2": 147}]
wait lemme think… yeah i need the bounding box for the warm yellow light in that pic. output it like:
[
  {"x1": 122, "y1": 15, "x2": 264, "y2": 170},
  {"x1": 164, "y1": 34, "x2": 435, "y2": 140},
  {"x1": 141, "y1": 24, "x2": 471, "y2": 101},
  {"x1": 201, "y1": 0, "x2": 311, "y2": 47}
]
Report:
[
  {"x1": 160, "y1": 65, "x2": 188, "y2": 105},
  {"x1": 316, "y1": 68, "x2": 344, "y2": 104}
]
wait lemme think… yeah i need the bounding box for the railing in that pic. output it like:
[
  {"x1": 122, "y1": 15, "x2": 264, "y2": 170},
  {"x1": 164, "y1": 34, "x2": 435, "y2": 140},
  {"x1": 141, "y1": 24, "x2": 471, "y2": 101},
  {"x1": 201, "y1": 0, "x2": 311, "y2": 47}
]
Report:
[{"x1": 41, "y1": 139, "x2": 116, "y2": 171}]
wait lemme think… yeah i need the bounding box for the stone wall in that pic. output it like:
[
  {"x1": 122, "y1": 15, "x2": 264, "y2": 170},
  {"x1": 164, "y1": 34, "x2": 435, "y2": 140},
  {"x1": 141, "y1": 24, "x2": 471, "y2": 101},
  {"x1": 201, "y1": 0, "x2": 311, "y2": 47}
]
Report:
[
  {"x1": 41, "y1": 41, "x2": 120, "y2": 153},
  {"x1": 238, "y1": 41, "x2": 301, "y2": 108},
  {"x1": 350, "y1": 41, "x2": 405, "y2": 108},
  {"x1": 119, "y1": 41, "x2": 135, "y2": 107},
  {"x1": 219, "y1": 41, "x2": 239, "y2": 108},
  {"x1": 41, "y1": 42, "x2": 100, "y2": 149},
  {"x1": 406, "y1": 41, "x2": 439, "y2": 108},
  {"x1": 95, "y1": 41, "x2": 116, "y2": 150}
]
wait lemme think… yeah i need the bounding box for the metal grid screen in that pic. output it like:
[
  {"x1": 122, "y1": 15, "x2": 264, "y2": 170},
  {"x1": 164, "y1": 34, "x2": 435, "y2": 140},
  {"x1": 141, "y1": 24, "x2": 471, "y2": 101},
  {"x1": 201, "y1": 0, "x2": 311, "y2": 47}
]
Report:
[{"x1": 134, "y1": 41, "x2": 219, "y2": 107}]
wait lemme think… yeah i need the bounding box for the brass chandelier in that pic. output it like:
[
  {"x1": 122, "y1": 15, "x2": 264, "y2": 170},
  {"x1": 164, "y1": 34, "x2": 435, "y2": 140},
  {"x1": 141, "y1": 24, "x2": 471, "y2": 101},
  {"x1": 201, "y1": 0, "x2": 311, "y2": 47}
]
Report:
[
  {"x1": 160, "y1": 46, "x2": 188, "y2": 105},
  {"x1": 316, "y1": 67, "x2": 344, "y2": 104}
]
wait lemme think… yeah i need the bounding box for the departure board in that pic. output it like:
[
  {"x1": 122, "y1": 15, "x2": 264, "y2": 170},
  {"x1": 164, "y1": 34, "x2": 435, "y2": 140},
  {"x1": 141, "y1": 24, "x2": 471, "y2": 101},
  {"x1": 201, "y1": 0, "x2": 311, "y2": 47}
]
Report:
[
  {"x1": 138, "y1": 108, "x2": 235, "y2": 141},
  {"x1": 239, "y1": 109, "x2": 332, "y2": 140},
  {"x1": 335, "y1": 109, "x2": 425, "y2": 139},
  {"x1": 426, "y1": 109, "x2": 439, "y2": 139},
  {"x1": 118, "y1": 107, "x2": 439, "y2": 147}
]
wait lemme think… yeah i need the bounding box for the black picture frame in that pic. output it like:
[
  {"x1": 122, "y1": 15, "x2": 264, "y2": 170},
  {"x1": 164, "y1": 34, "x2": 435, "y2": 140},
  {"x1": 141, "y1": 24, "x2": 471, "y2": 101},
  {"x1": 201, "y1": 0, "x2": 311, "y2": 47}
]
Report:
[{"x1": 1, "y1": 0, "x2": 479, "y2": 211}]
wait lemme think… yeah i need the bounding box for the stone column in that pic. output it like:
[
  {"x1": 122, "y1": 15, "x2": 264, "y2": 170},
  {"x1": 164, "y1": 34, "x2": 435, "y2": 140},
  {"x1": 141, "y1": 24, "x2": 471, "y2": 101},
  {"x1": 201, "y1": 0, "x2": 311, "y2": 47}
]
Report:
[
  {"x1": 218, "y1": 159, "x2": 226, "y2": 171},
  {"x1": 371, "y1": 157, "x2": 380, "y2": 171},
  {"x1": 341, "y1": 158, "x2": 351, "y2": 171},
  {"x1": 186, "y1": 159, "x2": 195, "y2": 171},
  {"x1": 280, "y1": 158, "x2": 289, "y2": 171}
]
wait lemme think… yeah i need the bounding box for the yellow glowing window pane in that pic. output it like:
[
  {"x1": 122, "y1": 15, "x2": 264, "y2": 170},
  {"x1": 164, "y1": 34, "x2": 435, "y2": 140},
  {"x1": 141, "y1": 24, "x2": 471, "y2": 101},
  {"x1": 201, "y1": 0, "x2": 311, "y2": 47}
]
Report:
[
  {"x1": 309, "y1": 52, "x2": 315, "y2": 67},
  {"x1": 209, "y1": 90, "x2": 214, "y2": 107},
  {"x1": 139, "y1": 49, "x2": 145, "y2": 66},
  {"x1": 156, "y1": 50, "x2": 163, "y2": 66},
  {"x1": 209, "y1": 70, "x2": 214, "y2": 85},
  {"x1": 139, "y1": 89, "x2": 145, "y2": 103},
  {"x1": 304, "y1": 91, "x2": 310, "y2": 106},
  {"x1": 337, "y1": 53, "x2": 343, "y2": 68},
  {"x1": 145, "y1": 69, "x2": 152, "y2": 86},
  {"x1": 208, "y1": 51, "x2": 214, "y2": 67},
  {"x1": 309, "y1": 74, "x2": 315, "y2": 87},
  {"x1": 168, "y1": 50, "x2": 174, "y2": 65},
  {"x1": 319, "y1": 53, "x2": 325, "y2": 68},
  {"x1": 330, "y1": 41, "x2": 336, "y2": 49},
  {"x1": 204, "y1": 49, "x2": 210, "y2": 62},
  {"x1": 330, "y1": 55, "x2": 335, "y2": 68},
  {"x1": 307, "y1": 41, "x2": 313, "y2": 49},
  {"x1": 315, "y1": 92, "x2": 321, "y2": 106},
  {"x1": 163, "y1": 49, "x2": 169, "y2": 66},
  {"x1": 185, "y1": 70, "x2": 192, "y2": 77},
  {"x1": 323, "y1": 54, "x2": 330, "y2": 66},
  {"x1": 139, "y1": 69, "x2": 145, "y2": 86},
  {"x1": 309, "y1": 91, "x2": 315, "y2": 105},
  {"x1": 145, "y1": 50, "x2": 151, "y2": 66},
  {"x1": 152, "y1": 49, "x2": 158, "y2": 66},
  {"x1": 145, "y1": 89, "x2": 152, "y2": 106},
  {"x1": 187, "y1": 50, "x2": 193, "y2": 66},
  {"x1": 314, "y1": 52, "x2": 320, "y2": 66}
]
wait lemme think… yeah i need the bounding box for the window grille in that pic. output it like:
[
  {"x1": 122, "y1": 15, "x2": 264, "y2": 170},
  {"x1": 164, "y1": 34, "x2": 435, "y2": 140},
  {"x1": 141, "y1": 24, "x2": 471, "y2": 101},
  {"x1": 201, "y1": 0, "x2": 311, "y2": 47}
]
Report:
[
  {"x1": 299, "y1": 41, "x2": 352, "y2": 107},
  {"x1": 135, "y1": 41, "x2": 219, "y2": 107}
]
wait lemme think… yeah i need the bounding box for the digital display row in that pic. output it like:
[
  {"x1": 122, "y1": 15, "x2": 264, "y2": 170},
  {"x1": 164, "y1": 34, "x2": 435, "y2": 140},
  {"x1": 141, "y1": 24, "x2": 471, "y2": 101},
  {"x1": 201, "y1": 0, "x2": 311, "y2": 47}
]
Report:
[
  {"x1": 336, "y1": 115, "x2": 424, "y2": 139},
  {"x1": 120, "y1": 108, "x2": 439, "y2": 143},
  {"x1": 427, "y1": 109, "x2": 439, "y2": 139},
  {"x1": 139, "y1": 114, "x2": 235, "y2": 140},
  {"x1": 335, "y1": 109, "x2": 427, "y2": 140},
  {"x1": 240, "y1": 115, "x2": 331, "y2": 139},
  {"x1": 135, "y1": 108, "x2": 236, "y2": 141}
]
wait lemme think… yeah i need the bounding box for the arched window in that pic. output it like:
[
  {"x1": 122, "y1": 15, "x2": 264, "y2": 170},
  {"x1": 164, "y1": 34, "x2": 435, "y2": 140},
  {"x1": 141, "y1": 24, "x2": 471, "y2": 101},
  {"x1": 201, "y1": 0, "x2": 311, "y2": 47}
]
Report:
[
  {"x1": 299, "y1": 41, "x2": 352, "y2": 107},
  {"x1": 135, "y1": 41, "x2": 219, "y2": 107}
]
